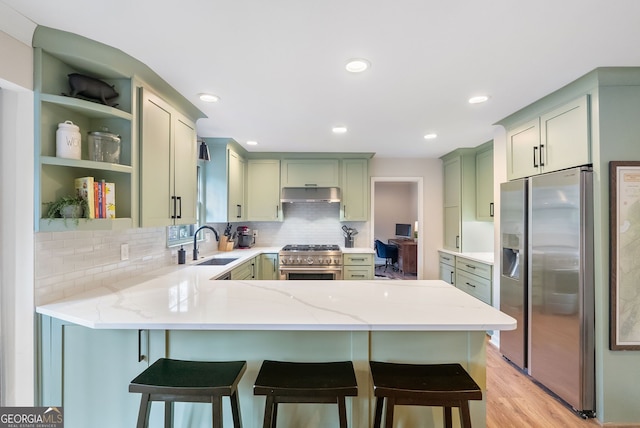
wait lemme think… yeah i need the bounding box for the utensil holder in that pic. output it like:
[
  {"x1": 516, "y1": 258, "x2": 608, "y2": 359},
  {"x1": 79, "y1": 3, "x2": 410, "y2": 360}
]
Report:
[{"x1": 218, "y1": 236, "x2": 234, "y2": 251}]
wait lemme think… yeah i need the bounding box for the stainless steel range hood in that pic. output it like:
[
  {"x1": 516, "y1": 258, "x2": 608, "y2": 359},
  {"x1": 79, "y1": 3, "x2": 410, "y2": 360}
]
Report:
[{"x1": 281, "y1": 187, "x2": 341, "y2": 203}]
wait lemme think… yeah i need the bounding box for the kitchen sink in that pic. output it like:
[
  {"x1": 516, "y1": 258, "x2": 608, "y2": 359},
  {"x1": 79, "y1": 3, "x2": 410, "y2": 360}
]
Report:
[{"x1": 196, "y1": 258, "x2": 238, "y2": 266}]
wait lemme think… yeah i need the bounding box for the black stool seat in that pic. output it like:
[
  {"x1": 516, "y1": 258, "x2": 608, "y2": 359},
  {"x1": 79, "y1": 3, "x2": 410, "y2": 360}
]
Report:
[
  {"x1": 253, "y1": 360, "x2": 358, "y2": 428},
  {"x1": 129, "y1": 358, "x2": 247, "y2": 428},
  {"x1": 369, "y1": 361, "x2": 482, "y2": 428}
]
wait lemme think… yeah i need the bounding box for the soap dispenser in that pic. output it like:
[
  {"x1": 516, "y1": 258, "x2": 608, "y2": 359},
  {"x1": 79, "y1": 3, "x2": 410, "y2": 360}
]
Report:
[{"x1": 178, "y1": 246, "x2": 186, "y2": 264}]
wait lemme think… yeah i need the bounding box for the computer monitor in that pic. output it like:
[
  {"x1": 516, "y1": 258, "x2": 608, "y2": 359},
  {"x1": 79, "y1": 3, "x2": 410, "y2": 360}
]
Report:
[{"x1": 395, "y1": 223, "x2": 412, "y2": 239}]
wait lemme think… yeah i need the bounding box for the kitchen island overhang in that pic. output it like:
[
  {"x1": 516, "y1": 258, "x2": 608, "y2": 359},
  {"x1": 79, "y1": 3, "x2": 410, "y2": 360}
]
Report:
[{"x1": 36, "y1": 274, "x2": 515, "y2": 428}]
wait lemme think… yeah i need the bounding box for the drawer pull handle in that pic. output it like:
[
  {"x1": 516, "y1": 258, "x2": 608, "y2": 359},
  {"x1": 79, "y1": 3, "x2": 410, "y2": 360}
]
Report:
[
  {"x1": 466, "y1": 264, "x2": 476, "y2": 269},
  {"x1": 466, "y1": 282, "x2": 476, "y2": 288}
]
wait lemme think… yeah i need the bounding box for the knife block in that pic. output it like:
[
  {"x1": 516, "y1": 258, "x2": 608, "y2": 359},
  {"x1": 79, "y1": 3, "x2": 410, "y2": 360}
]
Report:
[{"x1": 218, "y1": 236, "x2": 234, "y2": 251}]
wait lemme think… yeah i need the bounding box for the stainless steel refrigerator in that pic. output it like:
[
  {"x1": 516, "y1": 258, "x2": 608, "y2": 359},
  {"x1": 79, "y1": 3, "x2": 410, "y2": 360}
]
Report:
[{"x1": 500, "y1": 166, "x2": 595, "y2": 416}]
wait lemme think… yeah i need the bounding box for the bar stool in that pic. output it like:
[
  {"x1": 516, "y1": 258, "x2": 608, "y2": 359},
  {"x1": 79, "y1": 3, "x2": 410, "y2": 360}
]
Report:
[
  {"x1": 253, "y1": 360, "x2": 358, "y2": 428},
  {"x1": 129, "y1": 358, "x2": 247, "y2": 428},
  {"x1": 369, "y1": 361, "x2": 482, "y2": 428}
]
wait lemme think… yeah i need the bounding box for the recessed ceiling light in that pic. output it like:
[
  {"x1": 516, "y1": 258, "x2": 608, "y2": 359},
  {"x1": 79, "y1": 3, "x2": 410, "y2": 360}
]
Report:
[
  {"x1": 246, "y1": 140, "x2": 258, "y2": 146},
  {"x1": 345, "y1": 59, "x2": 370, "y2": 73},
  {"x1": 199, "y1": 93, "x2": 220, "y2": 103},
  {"x1": 424, "y1": 133, "x2": 438, "y2": 140},
  {"x1": 468, "y1": 95, "x2": 490, "y2": 104},
  {"x1": 332, "y1": 126, "x2": 348, "y2": 134}
]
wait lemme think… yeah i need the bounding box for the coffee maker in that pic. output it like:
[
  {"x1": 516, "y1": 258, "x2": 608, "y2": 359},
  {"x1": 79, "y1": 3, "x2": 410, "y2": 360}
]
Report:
[{"x1": 236, "y1": 226, "x2": 254, "y2": 248}]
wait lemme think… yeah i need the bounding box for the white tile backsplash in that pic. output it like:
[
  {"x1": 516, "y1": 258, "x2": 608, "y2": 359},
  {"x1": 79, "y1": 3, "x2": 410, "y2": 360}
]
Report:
[{"x1": 35, "y1": 203, "x2": 370, "y2": 305}]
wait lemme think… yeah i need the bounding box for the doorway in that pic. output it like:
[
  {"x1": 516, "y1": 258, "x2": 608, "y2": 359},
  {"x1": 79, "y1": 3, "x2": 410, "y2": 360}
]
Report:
[{"x1": 370, "y1": 177, "x2": 423, "y2": 279}]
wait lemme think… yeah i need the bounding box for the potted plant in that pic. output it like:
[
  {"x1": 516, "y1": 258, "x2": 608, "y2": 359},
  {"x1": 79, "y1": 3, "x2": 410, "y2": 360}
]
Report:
[{"x1": 45, "y1": 195, "x2": 89, "y2": 225}]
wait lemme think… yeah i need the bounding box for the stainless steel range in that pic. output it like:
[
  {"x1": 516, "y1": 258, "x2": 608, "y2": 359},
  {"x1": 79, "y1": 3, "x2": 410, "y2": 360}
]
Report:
[{"x1": 279, "y1": 244, "x2": 343, "y2": 280}]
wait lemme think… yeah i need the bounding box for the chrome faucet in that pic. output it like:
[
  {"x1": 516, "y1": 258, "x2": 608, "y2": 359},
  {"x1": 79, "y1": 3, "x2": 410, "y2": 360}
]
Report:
[{"x1": 193, "y1": 225, "x2": 220, "y2": 260}]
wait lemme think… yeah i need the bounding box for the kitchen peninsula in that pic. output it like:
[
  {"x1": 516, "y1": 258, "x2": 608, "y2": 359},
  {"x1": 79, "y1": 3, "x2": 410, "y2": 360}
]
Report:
[{"x1": 37, "y1": 252, "x2": 515, "y2": 428}]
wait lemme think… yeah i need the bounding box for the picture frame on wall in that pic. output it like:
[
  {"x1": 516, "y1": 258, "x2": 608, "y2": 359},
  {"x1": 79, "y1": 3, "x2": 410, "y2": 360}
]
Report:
[{"x1": 610, "y1": 161, "x2": 640, "y2": 350}]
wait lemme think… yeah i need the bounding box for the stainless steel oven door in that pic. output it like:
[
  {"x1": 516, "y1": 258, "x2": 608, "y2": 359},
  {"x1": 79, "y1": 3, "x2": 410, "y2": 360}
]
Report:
[{"x1": 280, "y1": 267, "x2": 342, "y2": 280}]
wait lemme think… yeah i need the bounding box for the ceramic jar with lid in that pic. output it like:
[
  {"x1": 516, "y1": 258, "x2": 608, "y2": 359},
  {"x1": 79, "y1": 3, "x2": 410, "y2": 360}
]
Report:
[{"x1": 55, "y1": 120, "x2": 81, "y2": 159}]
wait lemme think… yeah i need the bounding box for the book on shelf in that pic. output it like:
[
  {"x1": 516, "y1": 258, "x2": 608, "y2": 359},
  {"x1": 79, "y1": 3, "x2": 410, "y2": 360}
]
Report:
[
  {"x1": 94, "y1": 181, "x2": 103, "y2": 218},
  {"x1": 74, "y1": 176, "x2": 95, "y2": 219},
  {"x1": 104, "y1": 182, "x2": 116, "y2": 218},
  {"x1": 75, "y1": 177, "x2": 116, "y2": 219}
]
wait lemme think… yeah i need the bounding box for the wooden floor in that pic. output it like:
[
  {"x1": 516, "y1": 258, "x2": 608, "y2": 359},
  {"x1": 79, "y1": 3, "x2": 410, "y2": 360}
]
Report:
[
  {"x1": 486, "y1": 340, "x2": 601, "y2": 428},
  {"x1": 374, "y1": 269, "x2": 603, "y2": 426},
  {"x1": 374, "y1": 265, "x2": 416, "y2": 280}
]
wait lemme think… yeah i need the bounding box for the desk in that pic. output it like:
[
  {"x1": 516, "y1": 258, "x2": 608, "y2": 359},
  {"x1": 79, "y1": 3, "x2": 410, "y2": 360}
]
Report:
[{"x1": 388, "y1": 238, "x2": 417, "y2": 275}]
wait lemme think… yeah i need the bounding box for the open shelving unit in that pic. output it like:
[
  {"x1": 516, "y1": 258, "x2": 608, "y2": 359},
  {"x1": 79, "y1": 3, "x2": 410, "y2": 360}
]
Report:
[{"x1": 34, "y1": 42, "x2": 136, "y2": 232}]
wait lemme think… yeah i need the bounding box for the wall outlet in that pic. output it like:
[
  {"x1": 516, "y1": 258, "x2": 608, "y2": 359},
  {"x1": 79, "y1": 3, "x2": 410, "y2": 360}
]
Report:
[
  {"x1": 205, "y1": 231, "x2": 211, "y2": 242},
  {"x1": 120, "y1": 243, "x2": 129, "y2": 261}
]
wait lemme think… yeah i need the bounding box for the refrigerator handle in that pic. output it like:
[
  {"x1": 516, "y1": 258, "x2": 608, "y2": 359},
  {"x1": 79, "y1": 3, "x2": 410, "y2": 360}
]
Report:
[
  {"x1": 533, "y1": 146, "x2": 539, "y2": 167},
  {"x1": 489, "y1": 202, "x2": 494, "y2": 217}
]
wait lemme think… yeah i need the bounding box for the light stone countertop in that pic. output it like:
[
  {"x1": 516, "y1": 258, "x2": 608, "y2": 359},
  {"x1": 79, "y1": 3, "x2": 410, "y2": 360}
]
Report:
[
  {"x1": 341, "y1": 247, "x2": 375, "y2": 254},
  {"x1": 36, "y1": 255, "x2": 515, "y2": 332},
  {"x1": 438, "y1": 249, "x2": 495, "y2": 265}
]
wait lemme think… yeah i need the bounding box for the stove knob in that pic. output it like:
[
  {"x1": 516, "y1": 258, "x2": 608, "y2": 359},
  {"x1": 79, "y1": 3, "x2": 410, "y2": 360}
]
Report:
[
  {"x1": 317, "y1": 257, "x2": 323, "y2": 264},
  {"x1": 306, "y1": 257, "x2": 314, "y2": 264},
  {"x1": 296, "y1": 257, "x2": 302, "y2": 264}
]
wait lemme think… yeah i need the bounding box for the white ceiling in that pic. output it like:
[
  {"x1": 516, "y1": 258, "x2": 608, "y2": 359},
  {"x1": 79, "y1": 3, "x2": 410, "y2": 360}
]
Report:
[{"x1": 3, "y1": 0, "x2": 640, "y2": 158}]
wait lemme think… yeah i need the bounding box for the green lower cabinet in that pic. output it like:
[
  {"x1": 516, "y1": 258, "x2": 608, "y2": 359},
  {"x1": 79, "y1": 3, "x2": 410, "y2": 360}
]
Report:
[
  {"x1": 454, "y1": 257, "x2": 493, "y2": 305},
  {"x1": 38, "y1": 316, "x2": 166, "y2": 427},
  {"x1": 258, "y1": 253, "x2": 279, "y2": 279},
  {"x1": 231, "y1": 257, "x2": 256, "y2": 280},
  {"x1": 343, "y1": 253, "x2": 374, "y2": 280}
]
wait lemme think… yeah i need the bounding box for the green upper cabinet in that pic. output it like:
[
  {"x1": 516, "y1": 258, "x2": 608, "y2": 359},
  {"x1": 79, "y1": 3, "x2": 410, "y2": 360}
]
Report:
[
  {"x1": 475, "y1": 141, "x2": 494, "y2": 221},
  {"x1": 140, "y1": 88, "x2": 197, "y2": 227},
  {"x1": 443, "y1": 156, "x2": 461, "y2": 208},
  {"x1": 173, "y1": 116, "x2": 198, "y2": 224},
  {"x1": 441, "y1": 148, "x2": 481, "y2": 252},
  {"x1": 247, "y1": 159, "x2": 282, "y2": 221},
  {"x1": 507, "y1": 118, "x2": 540, "y2": 180},
  {"x1": 506, "y1": 95, "x2": 590, "y2": 180},
  {"x1": 227, "y1": 149, "x2": 246, "y2": 221},
  {"x1": 32, "y1": 26, "x2": 205, "y2": 231},
  {"x1": 281, "y1": 159, "x2": 340, "y2": 187},
  {"x1": 340, "y1": 159, "x2": 369, "y2": 221},
  {"x1": 204, "y1": 139, "x2": 247, "y2": 223}
]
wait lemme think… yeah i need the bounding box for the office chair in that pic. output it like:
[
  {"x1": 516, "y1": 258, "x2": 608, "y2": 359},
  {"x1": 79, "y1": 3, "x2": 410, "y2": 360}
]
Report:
[{"x1": 374, "y1": 239, "x2": 398, "y2": 272}]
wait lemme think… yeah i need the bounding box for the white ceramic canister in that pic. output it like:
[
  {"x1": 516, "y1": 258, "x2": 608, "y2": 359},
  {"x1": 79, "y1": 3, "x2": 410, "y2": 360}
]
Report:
[{"x1": 55, "y1": 120, "x2": 81, "y2": 159}]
